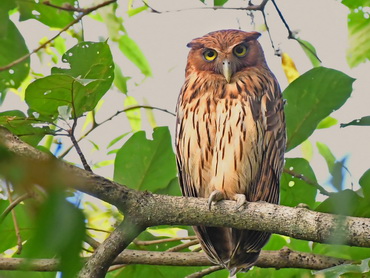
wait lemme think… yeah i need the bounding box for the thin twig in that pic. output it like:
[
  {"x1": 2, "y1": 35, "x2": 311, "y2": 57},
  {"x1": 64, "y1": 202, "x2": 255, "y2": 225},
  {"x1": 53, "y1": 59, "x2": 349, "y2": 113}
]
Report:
[
  {"x1": 270, "y1": 0, "x2": 321, "y2": 62},
  {"x1": 134, "y1": 236, "x2": 197, "y2": 246},
  {"x1": 283, "y1": 168, "x2": 332, "y2": 196},
  {"x1": 186, "y1": 266, "x2": 223, "y2": 278},
  {"x1": 0, "y1": 192, "x2": 31, "y2": 223},
  {"x1": 5, "y1": 182, "x2": 23, "y2": 254},
  {"x1": 86, "y1": 227, "x2": 112, "y2": 234},
  {"x1": 42, "y1": 0, "x2": 86, "y2": 12},
  {"x1": 59, "y1": 105, "x2": 175, "y2": 159},
  {"x1": 145, "y1": 0, "x2": 269, "y2": 13},
  {"x1": 0, "y1": 0, "x2": 117, "y2": 72},
  {"x1": 261, "y1": 9, "x2": 279, "y2": 55},
  {"x1": 69, "y1": 81, "x2": 92, "y2": 172},
  {"x1": 166, "y1": 239, "x2": 199, "y2": 252}
]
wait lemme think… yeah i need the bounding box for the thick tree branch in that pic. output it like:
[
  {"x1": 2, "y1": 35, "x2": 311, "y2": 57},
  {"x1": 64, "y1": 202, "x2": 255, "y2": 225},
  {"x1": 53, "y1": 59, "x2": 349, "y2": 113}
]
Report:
[
  {"x1": 0, "y1": 249, "x2": 352, "y2": 271},
  {"x1": 79, "y1": 219, "x2": 145, "y2": 278},
  {"x1": 1, "y1": 127, "x2": 370, "y2": 249}
]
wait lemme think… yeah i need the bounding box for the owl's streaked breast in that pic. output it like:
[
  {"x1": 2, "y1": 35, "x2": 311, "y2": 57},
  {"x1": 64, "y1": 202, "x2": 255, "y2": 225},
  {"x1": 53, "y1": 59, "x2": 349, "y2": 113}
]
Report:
[{"x1": 176, "y1": 74, "x2": 265, "y2": 199}]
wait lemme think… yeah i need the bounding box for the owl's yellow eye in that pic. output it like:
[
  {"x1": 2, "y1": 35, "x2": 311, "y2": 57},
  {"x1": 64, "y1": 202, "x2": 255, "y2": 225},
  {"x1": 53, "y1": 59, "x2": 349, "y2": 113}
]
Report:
[
  {"x1": 203, "y1": 49, "x2": 217, "y2": 61},
  {"x1": 233, "y1": 44, "x2": 247, "y2": 57}
]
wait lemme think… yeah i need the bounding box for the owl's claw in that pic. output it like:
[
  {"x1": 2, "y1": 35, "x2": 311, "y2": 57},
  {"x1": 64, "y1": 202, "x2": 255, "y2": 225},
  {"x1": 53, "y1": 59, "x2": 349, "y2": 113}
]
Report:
[
  {"x1": 234, "y1": 194, "x2": 246, "y2": 210},
  {"x1": 208, "y1": 190, "x2": 224, "y2": 210}
]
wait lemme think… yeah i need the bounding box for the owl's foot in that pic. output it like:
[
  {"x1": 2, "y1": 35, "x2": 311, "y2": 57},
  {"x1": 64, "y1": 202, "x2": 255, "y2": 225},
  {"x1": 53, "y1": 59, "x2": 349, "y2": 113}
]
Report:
[
  {"x1": 233, "y1": 194, "x2": 246, "y2": 210},
  {"x1": 208, "y1": 190, "x2": 224, "y2": 210}
]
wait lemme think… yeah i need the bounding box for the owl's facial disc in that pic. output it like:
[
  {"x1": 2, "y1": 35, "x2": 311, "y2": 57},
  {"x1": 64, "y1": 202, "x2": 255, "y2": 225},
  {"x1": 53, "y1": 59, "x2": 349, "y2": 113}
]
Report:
[{"x1": 222, "y1": 59, "x2": 232, "y2": 83}]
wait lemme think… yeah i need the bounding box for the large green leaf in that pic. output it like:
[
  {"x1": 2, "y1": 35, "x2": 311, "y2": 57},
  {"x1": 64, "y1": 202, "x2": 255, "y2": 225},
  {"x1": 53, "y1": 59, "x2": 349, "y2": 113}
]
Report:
[
  {"x1": 17, "y1": 0, "x2": 76, "y2": 28},
  {"x1": 280, "y1": 158, "x2": 318, "y2": 208},
  {"x1": 342, "y1": 0, "x2": 370, "y2": 67},
  {"x1": 25, "y1": 42, "x2": 114, "y2": 120},
  {"x1": 23, "y1": 191, "x2": 85, "y2": 278},
  {"x1": 114, "y1": 127, "x2": 177, "y2": 192},
  {"x1": 0, "y1": 17, "x2": 29, "y2": 95},
  {"x1": 284, "y1": 67, "x2": 355, "y2": 151},
  {"x1": 0, "y1": 110, "x2": 52, "y2": 146}
]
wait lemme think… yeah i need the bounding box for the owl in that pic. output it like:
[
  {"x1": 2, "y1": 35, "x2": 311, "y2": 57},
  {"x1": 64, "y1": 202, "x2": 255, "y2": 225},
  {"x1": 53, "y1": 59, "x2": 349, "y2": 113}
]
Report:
[{"x1": 175, "y1": 30, "x2": 286, "y2": 275}]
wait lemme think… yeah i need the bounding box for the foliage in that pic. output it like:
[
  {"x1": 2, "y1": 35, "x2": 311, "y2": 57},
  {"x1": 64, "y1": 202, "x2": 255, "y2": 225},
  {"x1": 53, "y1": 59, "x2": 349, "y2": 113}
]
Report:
[{"x1": 0, "y1": 0, "x2": 369, "y2": 278}]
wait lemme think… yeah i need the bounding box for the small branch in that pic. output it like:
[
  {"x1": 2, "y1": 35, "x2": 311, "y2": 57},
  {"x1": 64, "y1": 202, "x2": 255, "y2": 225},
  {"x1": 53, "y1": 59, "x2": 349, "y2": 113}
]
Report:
[
  {"x1": 186, "y1": 266, "x2": 223, "y2": 278},
  {"x1": 0, "y1": 193, "x2": 31, "y2": 223},
  {"x1": 0, "y1": 249, "x2": 352, "y2": 271},
  {"x1": 69, "y1": 81, "x2": 92, "y2": 172},
  {"x1": 134, "y1": 236, "x2": 197, "y2": 246},
  {"x1": 270, "y1": 0, "x2": 322, "y2": 62},
  {"x1": 79, "y1": 218, "x2": 145, "y2": 278},
  {"x1": 145, "y1": 0, "x2": 269, "y2": 13},
  {"x1": 0, "y1": 0, "x2": 117, "y2": 72},
  {"x1": 283, "y1": 168, "x2": 332, "y2": 196},
  {"x1": 5, "y1": 182, "x2": 23, "y2": 254},
  {"x1": 59, "y1": 105, "x2": 175, "y2": 159},
  {"x1": 166, "y1": 239, "x2": 199, "y2": 252}
]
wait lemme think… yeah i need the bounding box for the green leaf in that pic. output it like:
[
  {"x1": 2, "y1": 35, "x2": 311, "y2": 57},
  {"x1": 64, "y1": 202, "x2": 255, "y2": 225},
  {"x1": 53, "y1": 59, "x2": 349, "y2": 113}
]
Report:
[
  {"x1": 23, "y1": 191, "x2": 85, "y2": 278},
  {"x1": 107, "y1": 132, "x2": 131, "y2": 149},
  {"x1": 317, "y1": 116, "x2": 338, "y2": 129},
  {"x1": 0, "y1": 111, "x2": 52, "y2": 146},
  {"x1": 316, "y1": 141, "x2": 336, "y2": 172},
  {"x1": 296, "y1": 38, "x2": 321, "y2": 67},
  {"x1": 114, "y1": 64, "x2": 130, "y2": 94},
  {"x1": 127, "y1": 5, "x2": 148, "y2": 17},
  {"x1": 314, "y1": 258, "x2": 370, "y2": 278},
  {"x1": 342, "y1": 0, "x2": 370, "y2": 67},
  {"x1": 0, "y1": 17, "x2": 30, "y2": 94},
  {"x1": 25, "y1": 42, "x2": 114, "y2": 119},
  {"x1": 284, "y1": 67, "x2": 355, "y2": 151},
  {"x1": 124, "y1": 96, "x2": 142, "y2": 131},
  {"x1": 341, "y1": 115, "x2": 370, "y2": 127},
  {"x1": 17, "y1": 0, "x2": 76, "y2": 28},
  {"x1": 313, "y1": 242, "x2": 370, "y2": 261},
  {"x1": 315, "y1": 189, "x2": 362, "y2": 216},
  {"x1": 118, "y1": 35, "x2": 152, "y2": 77},
  {"x1": 359, "y1": 169, "x2": 370, "y2": 199},
  {"x1": 0, "y1": 200, "x2": 33, "y2": 253},
  {"x1": 98, "y1": 2, "x2": 124, "y2": 41},
  {"x1": 214, "y1": 0, "x2": 228, "y2": 6},
  {"x1": 262, "y1": 234, "x2": 287, "y2": 251},
  {"x1": 114, "y1": 127, "x2": 177, "y2": 192},
  {"x1": 301, "y1": 140, "x2": 313, "y2": 161},
  {"x1": 280, "y1": 158, "x2": 318, "y2": 208}
]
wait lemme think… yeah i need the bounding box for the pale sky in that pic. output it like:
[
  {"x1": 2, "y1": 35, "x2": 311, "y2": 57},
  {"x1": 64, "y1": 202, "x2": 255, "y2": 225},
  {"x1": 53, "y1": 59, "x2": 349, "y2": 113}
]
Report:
[{"x1": 4, "y1": 0, "x2": 370, "y2": 194}]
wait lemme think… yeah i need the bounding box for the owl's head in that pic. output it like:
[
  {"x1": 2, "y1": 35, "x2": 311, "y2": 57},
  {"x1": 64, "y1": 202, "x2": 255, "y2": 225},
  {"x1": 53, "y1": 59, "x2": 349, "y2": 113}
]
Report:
[{"x1": 185, "y1": 30, "x2": 267, "y2": 83}]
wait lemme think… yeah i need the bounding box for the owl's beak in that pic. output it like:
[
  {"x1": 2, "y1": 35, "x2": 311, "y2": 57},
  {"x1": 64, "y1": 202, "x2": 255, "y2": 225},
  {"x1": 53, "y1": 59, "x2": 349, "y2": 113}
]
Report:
[{"x1": 222, "y1": 59, "x2": 232, "y2": 83}]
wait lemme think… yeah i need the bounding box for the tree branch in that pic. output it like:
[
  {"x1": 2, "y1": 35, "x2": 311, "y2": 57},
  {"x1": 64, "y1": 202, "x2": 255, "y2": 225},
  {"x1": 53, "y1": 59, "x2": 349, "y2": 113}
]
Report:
[
  {"x1": 1, "y1": 127, "x2": 370, "y2": 249},
  {"x1": 145, "y1": 0, "x2": 269, "y2": 13},
  {"x1": 283, "y1": 168, "x2": 332, "y2": 196},
  {"x1": 79, "y1": 218, "x2": 145, "y2": 278},
  {"x1": 0, "y1": 248, "x2": 352, "y2": 271}
]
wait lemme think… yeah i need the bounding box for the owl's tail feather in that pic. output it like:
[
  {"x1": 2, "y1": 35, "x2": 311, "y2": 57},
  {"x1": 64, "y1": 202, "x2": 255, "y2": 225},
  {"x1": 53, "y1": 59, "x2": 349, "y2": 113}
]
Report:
[{"x1": 227, "y1": 250, "x2": 260, "y2": 276}]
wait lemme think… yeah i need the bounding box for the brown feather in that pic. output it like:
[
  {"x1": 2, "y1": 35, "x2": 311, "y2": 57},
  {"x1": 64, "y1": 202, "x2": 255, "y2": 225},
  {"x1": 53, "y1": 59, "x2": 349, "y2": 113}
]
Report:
[{"x1": 175, "y1": 29, "x2": 286, "y2": 274}]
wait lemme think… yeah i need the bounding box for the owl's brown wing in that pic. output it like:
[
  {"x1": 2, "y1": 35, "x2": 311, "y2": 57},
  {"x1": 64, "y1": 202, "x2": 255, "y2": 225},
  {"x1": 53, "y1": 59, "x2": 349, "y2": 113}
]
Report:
[{"x1": 227, "y1": 73, "x2": 286, "y2": 273}]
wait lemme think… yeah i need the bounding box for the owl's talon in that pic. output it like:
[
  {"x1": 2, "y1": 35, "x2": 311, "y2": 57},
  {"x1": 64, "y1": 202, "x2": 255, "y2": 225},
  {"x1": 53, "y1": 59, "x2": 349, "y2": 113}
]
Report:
[
  {"x1": 234, "y1": 194, "x2": 246, "y2": 210},
  {"x1": 208, "y1": 190, "x2": 224, "y2": 210}
]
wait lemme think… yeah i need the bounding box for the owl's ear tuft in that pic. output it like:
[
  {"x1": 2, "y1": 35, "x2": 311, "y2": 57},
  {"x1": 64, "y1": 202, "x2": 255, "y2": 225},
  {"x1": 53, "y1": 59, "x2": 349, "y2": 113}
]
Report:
[
  {"x1": 244, "y1": 31, "x2": 261, "y2": 42},
  {"x1": 187, "y1": 41, "x2": 204, "y2": 50}
]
